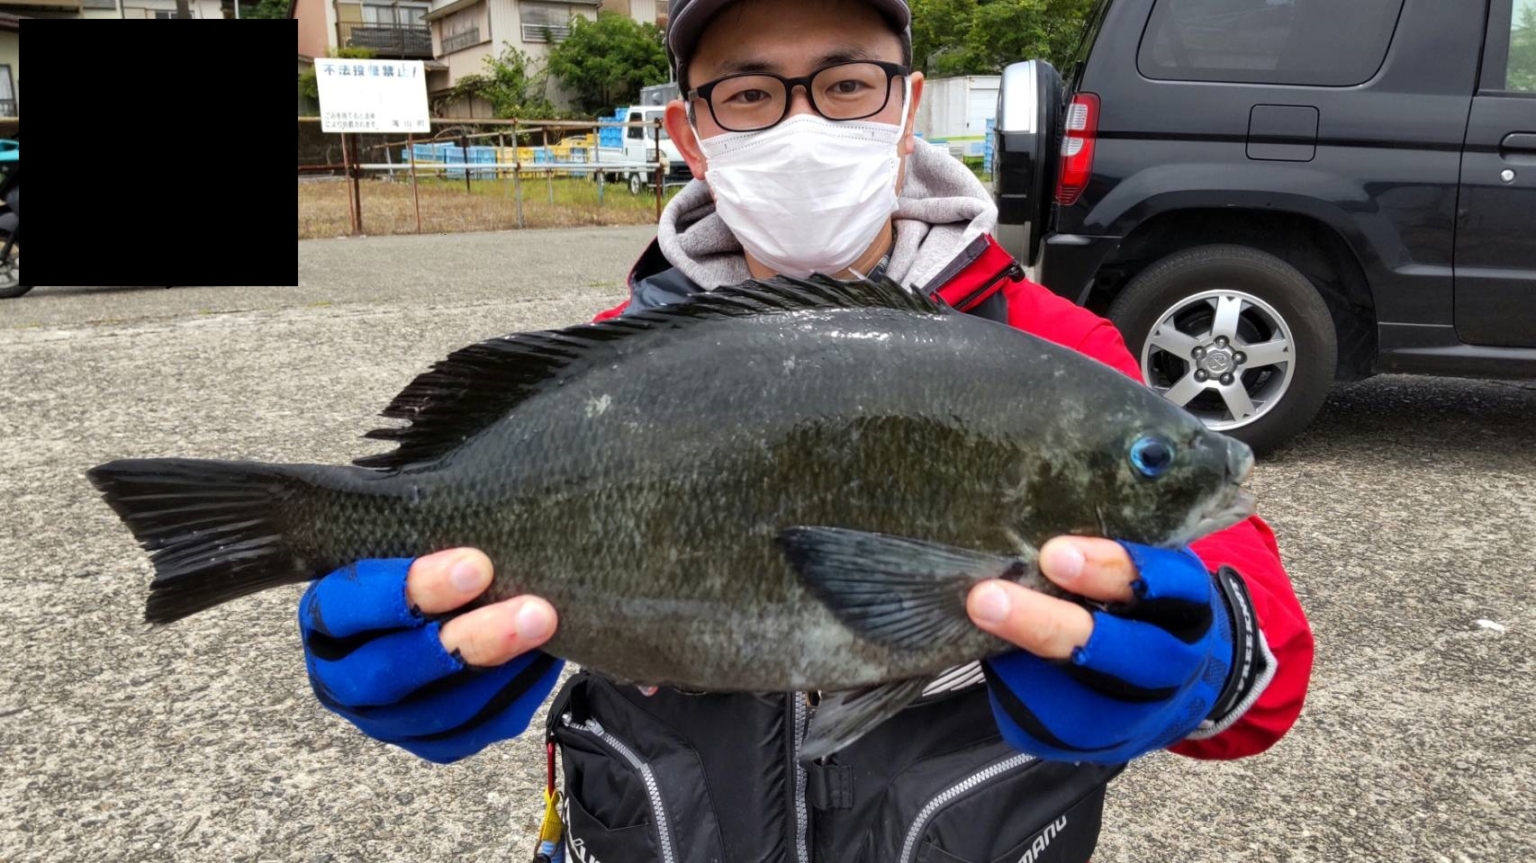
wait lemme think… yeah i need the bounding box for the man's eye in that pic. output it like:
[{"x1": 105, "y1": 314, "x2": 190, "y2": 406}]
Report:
[
  {"x1": 724, "y1": 89, "x2": 770, "y2": 104},
  {"x1": 828, "y1": 80, "x2": 868, "y2": 95}
]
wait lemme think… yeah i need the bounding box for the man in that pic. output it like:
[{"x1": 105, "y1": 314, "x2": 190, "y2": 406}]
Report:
[{"x1": 296, "y1": 0, "x2": 1313, "y2": 859}]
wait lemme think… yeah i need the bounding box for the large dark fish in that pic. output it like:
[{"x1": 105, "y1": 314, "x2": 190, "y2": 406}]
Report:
[{"x1": 88, "y1": 274, "x2": 1255, "y2": 758}]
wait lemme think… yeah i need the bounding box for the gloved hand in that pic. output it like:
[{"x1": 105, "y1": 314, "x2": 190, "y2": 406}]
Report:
[
  {"x1": 967, "y1": 537, "x2": 1258, "y2": 764},
  {"x1": 299, "y1": 548, "x2": 564, "y2": 764}
]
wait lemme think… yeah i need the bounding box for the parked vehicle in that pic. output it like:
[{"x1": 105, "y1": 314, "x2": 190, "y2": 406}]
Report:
[
  {"x1": 0, "y1": 136, "x2": 22, "y2": 299},
  {"x1": 992, "y1": 0, "x2": 1536, "y2": 453},
  {"x1": 638, "y1": 81, "x2": 682, "y2": 106},
  {"x1": 593, "y1": 104, "x2": 693, "y2": 195}
]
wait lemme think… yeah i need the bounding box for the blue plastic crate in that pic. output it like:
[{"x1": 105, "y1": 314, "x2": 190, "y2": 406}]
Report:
[{"x1": 598, "y1": 107, "x2": 627, "y2": 149}]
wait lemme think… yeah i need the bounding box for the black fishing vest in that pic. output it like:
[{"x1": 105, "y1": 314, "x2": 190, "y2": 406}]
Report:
[{"x1": 547, "y1": 249, "x2": 1127, "y2": 863}]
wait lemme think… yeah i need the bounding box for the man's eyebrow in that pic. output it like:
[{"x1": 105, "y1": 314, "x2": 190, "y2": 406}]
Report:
[{"x1": 711, "y1": 47, "x2": 881, "y2": 77}]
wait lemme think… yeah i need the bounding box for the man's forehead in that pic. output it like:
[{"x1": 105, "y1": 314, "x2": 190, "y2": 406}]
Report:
[{"x1": 709, "y1": 46, "x2": 887, "y2": 77}]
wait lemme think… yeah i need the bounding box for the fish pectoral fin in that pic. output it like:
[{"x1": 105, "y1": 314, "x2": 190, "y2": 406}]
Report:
[
  {"x1": 776, "y1": 526, "x2": 1038, "y2": 651},
  {"x1": 799, "y1": 677, "x2": 932, "y2": 762}
]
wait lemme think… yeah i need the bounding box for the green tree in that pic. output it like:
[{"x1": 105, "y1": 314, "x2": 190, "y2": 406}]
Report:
[
  {"x1": 438, "y1": 43, "x2": 560, "y2": 118},
  {"x1": 299, "y1": 46, "x2": 377, "y2": 105},
  {"x1": 1509, "y1": 3, "x2": 1536, "y2": 92},
  {"x1": 910, "y1": 0, "x2": 1094, "y2": 76},
  {"x1": 244, "y1": 0, "x2": 290, "y2": 19},
  {"x1": 547, "y1": 11, "x2": 669, "y2": 114}
]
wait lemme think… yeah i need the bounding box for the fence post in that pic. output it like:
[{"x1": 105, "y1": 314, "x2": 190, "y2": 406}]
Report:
[
  {"x1": 407, "y1": 132, "x2": 422, "y2": 234},
  {"x1": 513, "y1": 118, "x2": 525, "y2": 230},
  {"x1": 352, "y1": 134, "x2": 365, "y2": 234},
  {"x1": 340, "y1": 132, "x2": 361, "y2": 236},
  {"x1": 544, "y1": 126, "x2": 554, "y2": 204},
  {"x1": 461, "y1": 132, "x2": 471, "y2": 194},
  {"x1": 595, "y1": 119, "x2": 605, "y2": 206}
]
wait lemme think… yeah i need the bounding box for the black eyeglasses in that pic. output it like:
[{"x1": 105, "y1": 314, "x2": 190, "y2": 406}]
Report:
[{"x1": 686, "y1": 60, "x2": 909, "y2": 132}]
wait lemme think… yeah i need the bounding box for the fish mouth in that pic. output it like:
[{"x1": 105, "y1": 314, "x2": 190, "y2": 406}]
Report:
[{"x1": 1167, "y1": 485, "x2": 1257, "y2": 548}]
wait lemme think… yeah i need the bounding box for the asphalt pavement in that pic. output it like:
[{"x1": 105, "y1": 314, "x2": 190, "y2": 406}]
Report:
[{"x1": 3, "y1": 226, "x2": 1533, "y2": 862}]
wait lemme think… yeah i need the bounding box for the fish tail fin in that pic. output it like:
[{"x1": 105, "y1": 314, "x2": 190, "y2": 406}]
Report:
[{"x1": 86, "y1": 458, "x2": 330, "y2": 624}]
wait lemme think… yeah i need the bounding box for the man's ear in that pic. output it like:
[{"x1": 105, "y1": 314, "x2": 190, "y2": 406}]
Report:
[
  {"x1": 896, "y1": 71, "x2": 926, "y2": 194},
  {"x1": 665, "y1": 100, "x2": 708, "y2": 182},
  {"x1": 902, "y1": 71, "x2": 925, "y2": 157}
]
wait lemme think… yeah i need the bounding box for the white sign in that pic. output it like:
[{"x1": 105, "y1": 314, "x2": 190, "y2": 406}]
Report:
[{"x1": 316, "y1": 59, "x2": 430, "y2": 134}]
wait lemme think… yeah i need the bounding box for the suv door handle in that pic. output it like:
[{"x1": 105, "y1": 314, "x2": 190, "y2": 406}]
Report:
[{"x1": 1500, "y1": 133, "x2": 1536, "y2": 154}]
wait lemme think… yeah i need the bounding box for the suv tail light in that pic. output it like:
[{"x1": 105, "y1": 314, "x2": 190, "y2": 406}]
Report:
[{"x1": 1055, "y1": 92, "x2": 1099, "y2": 206}]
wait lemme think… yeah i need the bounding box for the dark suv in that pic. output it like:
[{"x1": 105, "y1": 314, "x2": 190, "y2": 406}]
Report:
[{"x1": 992, "y1": 0, "x2": 1536, "y2": 453}]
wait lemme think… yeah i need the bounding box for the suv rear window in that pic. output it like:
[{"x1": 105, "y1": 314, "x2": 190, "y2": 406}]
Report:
[{"x1": 1138, "y1": 0, "x2": 1406, "y2": 87}]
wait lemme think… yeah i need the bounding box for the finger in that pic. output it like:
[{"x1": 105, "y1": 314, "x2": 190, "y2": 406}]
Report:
[
  {"x1": 1039, "y1": 537, "x2": 1138, "y2": 603},
  {"x1": 405, "y1": 548, "x2": 494, "y2": 615},
  {"x1": 439, "y1": 595, "x2": 558, "y2": 667},
  {"x1": 637, "y1": 685, "x2": 659, "y2": 697},
  {"x1": 301, "y1": 558, "x2": 418, "y2": 638},
  {"x1": 309, "y1": 624, "x2": 464, "y2": 708},
  {"x1": 1069, "y1": 614, "x2": 1206, "y2": 696},
  {"x1": 967, "y1": 579, "x2": 1094, "y2": 660}
]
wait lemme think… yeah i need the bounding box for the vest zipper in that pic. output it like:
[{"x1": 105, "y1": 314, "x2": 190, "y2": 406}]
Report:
[
  {"x1": 951, "y1": 261, "x2": 1025, "y2": 312},
  {"x1": 897, "y1": 752, "x2": 1039, "y2": 863},
  {"x1": 792, "y1": 693, "x2": 810, "y2": 863},
  {"x1": 561, "y1": 712, "x2": 678, "y2": 863}
]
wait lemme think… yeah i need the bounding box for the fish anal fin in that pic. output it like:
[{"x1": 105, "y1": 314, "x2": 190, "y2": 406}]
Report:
[{"x1": 799, "y1": 677, "x2": 932, "y2": 761}]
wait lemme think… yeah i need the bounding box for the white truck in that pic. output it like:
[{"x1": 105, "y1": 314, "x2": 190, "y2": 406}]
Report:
[{"x1": 589, "y1": 103, "x2": 692, "y2": 194}]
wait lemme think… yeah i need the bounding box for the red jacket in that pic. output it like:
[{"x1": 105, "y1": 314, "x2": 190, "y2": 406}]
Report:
[{"x1": 594, "y1": 234, "x2": 1313, "y2": 760}]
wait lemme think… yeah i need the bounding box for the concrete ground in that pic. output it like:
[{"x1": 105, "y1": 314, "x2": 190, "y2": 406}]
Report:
[{"x1": 3, "y1": 227, "x2": 1533, "y2": 862}]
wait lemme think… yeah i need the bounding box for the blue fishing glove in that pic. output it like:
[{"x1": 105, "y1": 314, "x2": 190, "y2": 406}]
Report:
[
  {"x1": 981, "y1": 542, "x2": 1260, "y2": 764},
  {"x1": 298, "y1": 558, "x2": 564, "y2": 764}
]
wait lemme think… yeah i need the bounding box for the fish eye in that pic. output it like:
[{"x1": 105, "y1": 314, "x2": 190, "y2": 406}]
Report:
[{"x1": 1128, "y1": 433, "x2": 1174, "y2": 479}]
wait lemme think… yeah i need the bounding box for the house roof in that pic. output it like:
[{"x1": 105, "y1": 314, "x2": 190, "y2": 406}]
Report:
[
  {"x1": 423, "y1": 0, "x2": 477, "y2": 22},
  {"x1": 299, "y1": 53, "x2": 314, "y2": 64}
]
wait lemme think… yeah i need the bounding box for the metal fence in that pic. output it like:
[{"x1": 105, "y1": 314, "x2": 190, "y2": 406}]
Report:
[{"x1": 298, "y1": 116, "x2": 684, "y2": 237}]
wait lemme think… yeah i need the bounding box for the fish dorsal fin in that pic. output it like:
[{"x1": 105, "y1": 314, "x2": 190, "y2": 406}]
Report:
[{"x1": 353, "y1": 273, "x2": 944, "y2": 471}]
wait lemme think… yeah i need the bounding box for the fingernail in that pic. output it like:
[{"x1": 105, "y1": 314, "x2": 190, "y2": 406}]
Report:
[
  {"x1": 515, "y1": 602, "x2": 555, "y2": 641},
  {"x1": 972, "y1": 582, "x2": 1011, "y2": 625},
  {"x1": 1045, "y1": 543, "x2": 1085, "y2": 581},
  {"x1": 450, "y1": 559, "x2": 487, "y2": 593}
]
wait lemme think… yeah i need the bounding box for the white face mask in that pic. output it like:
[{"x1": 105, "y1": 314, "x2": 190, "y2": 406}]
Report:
[{"x1": 695, "y1": 78, "x2": 912, "y2": 279}]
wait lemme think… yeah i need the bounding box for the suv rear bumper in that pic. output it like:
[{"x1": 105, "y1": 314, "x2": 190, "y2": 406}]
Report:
[{"x1": 1038, "y1": 232, "x2": 1121, "y2": 304}]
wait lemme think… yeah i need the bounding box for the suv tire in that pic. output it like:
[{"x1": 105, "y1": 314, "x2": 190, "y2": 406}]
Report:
[{"x1": 1108, "y1": 244, "x2": 1336, "y2": 455}]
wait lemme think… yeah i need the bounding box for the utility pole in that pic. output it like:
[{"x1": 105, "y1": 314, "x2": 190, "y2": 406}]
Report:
[{"x1": 175, "y1": 0, "x2": 191, "y2": 17}]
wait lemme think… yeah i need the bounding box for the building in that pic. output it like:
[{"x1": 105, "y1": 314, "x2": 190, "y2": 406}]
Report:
[
  {"x1": 293, "y1": 0, "x2": 664, "y2": 118},
  {"x1": 293, "y1": 0, "x2": 449, "y2": 112},
  {"x1": 0, "y1": 0, "x2": 231, "y2": 17},
  {"x1": 0, "y1": 14, "x2": 15, "y2": 119},
  {"x1": 423, "y1": 0, "x2": 604, "y2": 116}
]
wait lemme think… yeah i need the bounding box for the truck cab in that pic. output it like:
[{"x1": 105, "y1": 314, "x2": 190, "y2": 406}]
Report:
[{"x1": 596, "y1": 104, "x2": 693, "y2": 195}]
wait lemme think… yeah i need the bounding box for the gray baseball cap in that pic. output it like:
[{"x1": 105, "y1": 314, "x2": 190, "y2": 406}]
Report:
[{"x1": 666, "y1": 0, "x2": 913, "y2": 89}]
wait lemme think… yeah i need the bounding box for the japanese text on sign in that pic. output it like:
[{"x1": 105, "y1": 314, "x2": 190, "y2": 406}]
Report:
[{"x1": 316, "y1": 59, "x2": 429, "y2": 134}]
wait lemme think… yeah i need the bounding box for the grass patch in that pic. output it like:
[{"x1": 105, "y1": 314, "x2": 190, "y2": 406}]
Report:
[{"x1": 299, "y1": 176, "x2": 683, "y2": 240}]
